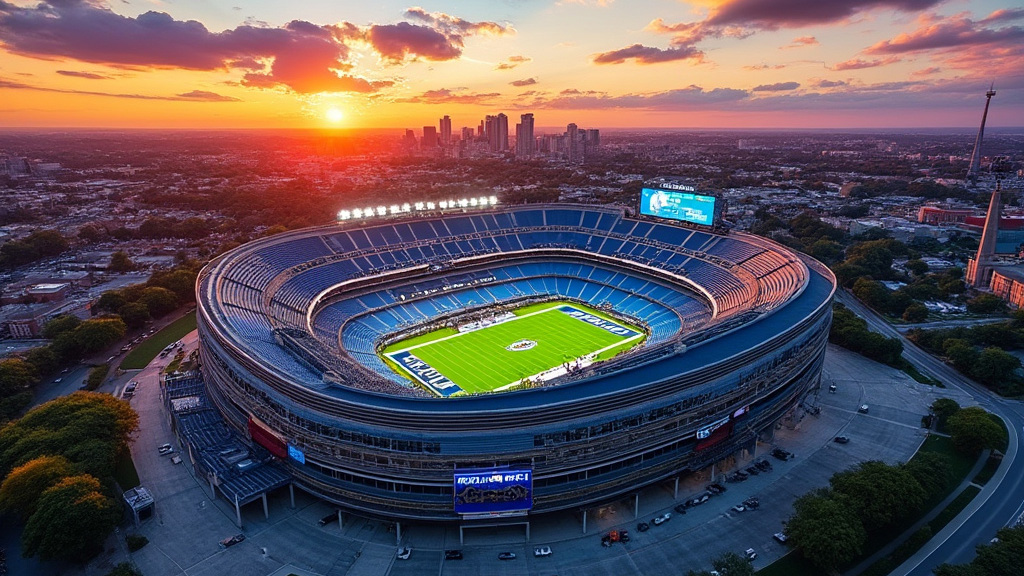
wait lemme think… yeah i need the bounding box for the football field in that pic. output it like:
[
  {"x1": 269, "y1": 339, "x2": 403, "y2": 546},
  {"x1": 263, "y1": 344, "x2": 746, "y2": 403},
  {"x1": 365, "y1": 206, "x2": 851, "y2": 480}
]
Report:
[{"x1": 381, "y1": 302, "x2": 645, "y2": 396}]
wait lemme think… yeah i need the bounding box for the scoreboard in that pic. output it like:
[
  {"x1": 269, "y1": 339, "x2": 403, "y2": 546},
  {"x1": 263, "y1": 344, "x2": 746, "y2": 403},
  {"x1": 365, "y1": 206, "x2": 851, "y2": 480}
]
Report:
[{"x1": 640, "y1": 185, "x2": 718, "y2": 227}]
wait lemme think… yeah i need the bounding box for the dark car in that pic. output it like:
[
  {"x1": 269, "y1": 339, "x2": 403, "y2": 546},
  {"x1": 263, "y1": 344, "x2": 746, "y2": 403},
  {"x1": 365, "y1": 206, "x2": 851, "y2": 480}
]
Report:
[
  {"x1": 318, "y1": 512, "x2": 338, "y2": 526},
  {"x1": 745, "y1": 466, "x2": 760, "y2": 476},
  {"x1": 219, "y1": 534, "x2": 245, "y2": 548},
  {"x1": 674, "y1": 503, "x2": 689, "y2": 514},
  {"x1": 498, "y1": 552, "x2": 516, "y2": 560},
  {"x1": 743, "y1": 497, "x2": 760, "y2": 509},
  {"x1": 619, "y1": 530, "x2": 630, "y2": 543},
  {"x1": 734, "y1": 469, "x2": 749, "y2": 479},
  {"x1": 709, "y1": 482, "x2": 727, "y2": 493},
  {"x1": 755, "y1": 460, "x2": 773, "y2": 472},
  {"x1": 771, "y1": 448, "x2": 793, "y2": 461},
  {"x1": 637, "y1": 522, "x2": 650, "y2": 532},
  {"x1": 834, "y1": 436, "x2": 850, "y2": 444},
  {"x1": 444, "y1": 550, "x2": 463, "y2": 560}
]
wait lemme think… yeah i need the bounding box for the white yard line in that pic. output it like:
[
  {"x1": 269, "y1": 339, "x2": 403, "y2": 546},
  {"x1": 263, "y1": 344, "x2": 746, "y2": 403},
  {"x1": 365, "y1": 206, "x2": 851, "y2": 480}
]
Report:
[{"x1": 388, "y1": 302, "x2": 569, "y2": 354}]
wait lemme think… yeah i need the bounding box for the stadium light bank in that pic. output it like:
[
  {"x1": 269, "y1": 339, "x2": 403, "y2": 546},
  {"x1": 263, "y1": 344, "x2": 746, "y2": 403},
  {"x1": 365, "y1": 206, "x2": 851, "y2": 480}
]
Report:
[{"x1": 337, "y1": 196, "x2": 500, "y2": 221}]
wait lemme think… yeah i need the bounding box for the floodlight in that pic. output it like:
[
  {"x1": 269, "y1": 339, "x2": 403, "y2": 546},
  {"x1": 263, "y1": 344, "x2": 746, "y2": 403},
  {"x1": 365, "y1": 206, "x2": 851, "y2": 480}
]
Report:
[
  {"x1": 376, "y1": 206, "x2": 387, "y2": 216},
  {"x1": 478, "y1": 196, "x2": 488, "y2": 206},
  {"x1": 414, "y1": 202, "x2": 424, "y2": 210},
  {"x1": 439, "y1": 201, "x2": 448, "y2": 209},
  {"x1": 459, "y1": 198, "x2": 469, "y2": 207},
  {"x1": 364, "y1": 207, "x2": 373, "y2": 217},
  {"x1": 352, "y1": 208, "x2": 363, "y2": 218},
  {"x1": 489, "y1": 195, "x2": 498, "y2": 204},
  {"x1": 470, "y1": 198, "x2": 478, "y2": 206},
  {"x1": 427, "y1": 202, "x2": 436, "y2": 210},
  {"x1": 338, "y1": 210, "x2": 350, "y2": 220},
  {"x1": 389, "y1": 205, "x2": 400, "y2": 214},
  {"x1": 402, "y1": 203, "x2": 411, "y2": 212}
]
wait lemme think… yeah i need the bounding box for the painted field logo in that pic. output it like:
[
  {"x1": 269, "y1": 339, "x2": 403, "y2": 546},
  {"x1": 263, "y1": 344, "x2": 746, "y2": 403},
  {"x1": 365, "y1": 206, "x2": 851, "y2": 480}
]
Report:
[{"x1": 506, "y1": 339, "x2": 537, "y2": 351}]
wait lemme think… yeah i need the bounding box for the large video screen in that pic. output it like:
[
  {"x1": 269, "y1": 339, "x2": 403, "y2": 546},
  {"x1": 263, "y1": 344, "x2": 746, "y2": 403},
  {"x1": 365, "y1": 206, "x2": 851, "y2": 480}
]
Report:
[
  {"x1": 454, "y1": 469, "x2": 532, "y2": 514},
  {"x1": 641, "y1": 187, "x2": 717, "y2": 226}
]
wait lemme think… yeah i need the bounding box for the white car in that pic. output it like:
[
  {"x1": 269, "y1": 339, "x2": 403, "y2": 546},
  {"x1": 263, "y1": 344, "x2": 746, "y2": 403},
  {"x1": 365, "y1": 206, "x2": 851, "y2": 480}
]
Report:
[
  {"x1": 731, "y1": 504, "x2": 745, "y2": 513},
  {"x1": 396, "y1": 547, "x2": 411, "y2": 560},
  {"x1": 534, "y1": 546, "x2": 552, "y2": 557},
  {"x1": 652, "y1": 512, "x2": 671, "y2": 525},
  {"x1": 745, "y1": 548, "x2": 757, "y2": 561},
  {"x1": 158, "y1": 443, "x2": 173, "y2": 455},
  {"x1": 773, "y1": 532, "x2": 788, "y2": 544}
]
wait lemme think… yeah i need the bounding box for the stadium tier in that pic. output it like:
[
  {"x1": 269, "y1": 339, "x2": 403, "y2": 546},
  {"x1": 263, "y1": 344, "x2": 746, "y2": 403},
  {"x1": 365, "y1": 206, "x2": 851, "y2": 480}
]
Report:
[{"x1": 197, "y1": 203, "x2": 836, "y2": 521}]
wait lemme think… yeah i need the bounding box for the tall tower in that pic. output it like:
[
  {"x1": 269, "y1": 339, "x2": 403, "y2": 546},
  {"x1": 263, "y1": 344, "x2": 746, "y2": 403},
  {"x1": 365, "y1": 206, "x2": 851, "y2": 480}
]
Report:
[
  {"x1": 566, "y1": 123, "x2": 579, "y2": 163},
  {"x1": 516, "y1": 113, "x2": 535, "y2": 158},
  {"x1": 439, "y1": 115, "x2": 452, "y2": 145},
  {"x1": 966, "y1": 85, "x2": 996, "y2": 184},
  {"x1": 496, "y1": 113, "x2": 509, "y2": 152},
  {"x1": 967, "y1": 181, "x2": 1003, "y2": 288}
]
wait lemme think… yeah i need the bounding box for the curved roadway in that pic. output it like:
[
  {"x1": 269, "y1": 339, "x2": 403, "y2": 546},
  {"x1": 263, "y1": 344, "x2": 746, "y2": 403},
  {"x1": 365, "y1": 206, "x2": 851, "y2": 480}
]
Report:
[{"x1": 835, "y1": 291, "x2": 1024, "y2": 575}]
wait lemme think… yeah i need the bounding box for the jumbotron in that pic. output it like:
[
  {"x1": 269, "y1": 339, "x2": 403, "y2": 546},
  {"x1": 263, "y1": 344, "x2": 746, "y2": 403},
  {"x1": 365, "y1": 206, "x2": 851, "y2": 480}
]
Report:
[{"x1": 197, "y1": 189, "x2": 836, "y2": 522}]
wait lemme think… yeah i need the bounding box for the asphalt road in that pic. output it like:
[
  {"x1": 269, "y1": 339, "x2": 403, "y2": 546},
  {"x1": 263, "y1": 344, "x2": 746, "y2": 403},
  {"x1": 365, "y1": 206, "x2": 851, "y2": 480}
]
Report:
[{"x1": 835, "y1": 291, "x2": 1024, "y2": 575}]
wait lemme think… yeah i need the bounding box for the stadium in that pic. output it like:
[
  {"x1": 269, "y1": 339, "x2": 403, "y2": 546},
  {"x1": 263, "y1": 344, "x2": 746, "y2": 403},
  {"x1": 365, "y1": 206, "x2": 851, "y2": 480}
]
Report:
[{"x1": 195, "y1": 191, "x2": 836, "y2": 522}]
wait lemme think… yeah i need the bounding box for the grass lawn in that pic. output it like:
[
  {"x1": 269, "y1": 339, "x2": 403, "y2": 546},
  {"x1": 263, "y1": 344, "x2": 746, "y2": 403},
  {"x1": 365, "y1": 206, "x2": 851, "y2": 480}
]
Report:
[
  {"x1": 121, "y1": 312, "x2": 197, "y2": 370},
  {"x1": 114, "y1": 451, "x2": 140, "y2": 489},
  {"x1": 929, "y1": 485, "x2": 981, "y2": 533},
  {"x1": 381, "y1": 301, "x2": 644, "y2": 396}
]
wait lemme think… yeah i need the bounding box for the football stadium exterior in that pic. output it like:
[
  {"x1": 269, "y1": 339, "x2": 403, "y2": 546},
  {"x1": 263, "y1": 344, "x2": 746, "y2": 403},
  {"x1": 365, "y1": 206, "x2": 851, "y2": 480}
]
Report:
[{"x1": 196, "y1": 203, "x2": 836, "y2": 521}]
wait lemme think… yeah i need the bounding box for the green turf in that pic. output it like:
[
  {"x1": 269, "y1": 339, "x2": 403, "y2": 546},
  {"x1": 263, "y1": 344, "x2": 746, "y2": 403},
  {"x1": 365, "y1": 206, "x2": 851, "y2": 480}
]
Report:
[
  {"x1": 382, "y1": 301, "x2": 644, "y2": 395},
  {"x1": 121, "y1": 312, "x2": 198, "y2": 369}
]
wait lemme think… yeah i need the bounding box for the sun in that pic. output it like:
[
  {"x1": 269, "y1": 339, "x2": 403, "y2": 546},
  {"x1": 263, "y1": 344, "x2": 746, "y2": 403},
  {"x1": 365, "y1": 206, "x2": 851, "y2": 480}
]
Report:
[{"x1": 325, "y1": 107, "x2": 344, "y2": 124}]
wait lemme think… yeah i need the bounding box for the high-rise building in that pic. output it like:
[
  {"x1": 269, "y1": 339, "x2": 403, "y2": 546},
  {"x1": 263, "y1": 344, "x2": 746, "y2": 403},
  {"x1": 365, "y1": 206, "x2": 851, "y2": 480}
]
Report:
[
  {"x1": 440, "y1": 115, "x2": 452, "y2": 145},
  {"x1": 496, "y1": 113, "x2": 509, "y2": 152},
  {"x1": 422, "y1": 126, "x2": 438, "y2": 148},
  {"x1": 566, "y1": 123, "x2": 579, "y2": 163},
  {"x1": 967, "y1": 85, "x2": 996, "y2": 183},
  {"x1": 461, "y1": 127, "x2": 474, "y2": 142},
  {"x1": 516, "y1": 113, "x2": 535, "y2": 159}
]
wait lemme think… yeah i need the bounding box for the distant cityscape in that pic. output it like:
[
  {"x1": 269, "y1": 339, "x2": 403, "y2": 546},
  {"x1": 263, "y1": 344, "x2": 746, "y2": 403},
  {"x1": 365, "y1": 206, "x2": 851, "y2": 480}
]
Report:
[{"x1": 402, "y1": 112, "x2": 600, "y2": 162}]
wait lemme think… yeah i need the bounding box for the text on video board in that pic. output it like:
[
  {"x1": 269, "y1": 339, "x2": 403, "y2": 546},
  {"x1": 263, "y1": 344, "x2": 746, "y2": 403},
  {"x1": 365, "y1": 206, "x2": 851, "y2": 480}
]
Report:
[
  {"x1": 453, "y1": 469, "x2": 532, "y2": 514},
  {"x1": 641, "y1": 187, "x2": 716, "y2": 226}
]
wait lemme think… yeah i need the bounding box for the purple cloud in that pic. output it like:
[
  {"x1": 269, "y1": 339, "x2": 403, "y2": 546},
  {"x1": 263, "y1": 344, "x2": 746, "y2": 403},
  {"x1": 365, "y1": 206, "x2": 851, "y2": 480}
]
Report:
[
  {"x1": 830, "y1": 56, "x2": 900, "y2": 70},
  {"x1": 866, "y1": 12, "x2": 1024, "y2": 54},
  {"x1": 55, "y1": 70, "x2": 111, "y2": 80},
  {"x1": 752, "y1": 81, "x2": 801, "y2": 92},
  {"x1": 0, "y1": 75, "x2": 240, "y2": 102},
  {"x1": 592, "y1": 44, "x2": 704, "y2": 65},
  {"x1": 510, "y1": 77, "x2": 537, "y2": 87},
  {"x1": 707, "y1": 0, "x2": 943, "y2": 29}
]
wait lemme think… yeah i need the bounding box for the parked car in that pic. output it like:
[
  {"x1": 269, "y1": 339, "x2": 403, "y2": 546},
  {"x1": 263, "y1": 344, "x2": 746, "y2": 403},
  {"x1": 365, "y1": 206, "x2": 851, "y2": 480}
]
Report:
[
  {"x1": 745, "y1": 466, "x2": 760, "y2": 476},
  {"x1": 498, "y1": 552, "x2": 516, "y2": 560},
  {"x1": 858, "y1": 404, "x2": 869, "y2": 413},
  {"x1": 755, "y1": 460, "x2": 772, "y2": 472},
  {"x1": 219, "y1": 534, "x2": 245, "y2": 548},
  {"x1": 834, "y1": 435, "x2": 850, "y2": 444},
  {"x1": 731, "y1": 504, "x2": 745, "y2": 513},
  {"x1": 158, "y1": 443, "x2": 173, "y2": 455},
  {"x1": 534, "y1": 546, "x2": 552, "y2": 557},
  {"x1": 396, "y1": 547, "x2": 411, "y2": 560},
  {"x1": 771, "y1": 448, "x2": 794, "y2": 461},
  {"x1": 652, "y1": 512, "x2": 671, "y2": 525},
  {"x1": 674, "y1": 503, "x2": 689, "y2": 514},
  {"x1": 773, "y1": 532, "x2": 788, "y2": 544},
  {"x1": 318, "y1": 512, "x2": 338, "y2": 526},
  {"x1": 619, "y1": 530, "x2": 630, "y2": 543},
  {"x1": 444, "y1": 550, "x2": 463, "y2": 560},
  {"x1": 743, "y1": 497, "x2": 760, "y2": 509},
  {"x1": 637, "y1": 522, "x2": 650, "y2": 532},
  {"x1": 745, "y1": 548, "x2": 757, "y2": 561}
]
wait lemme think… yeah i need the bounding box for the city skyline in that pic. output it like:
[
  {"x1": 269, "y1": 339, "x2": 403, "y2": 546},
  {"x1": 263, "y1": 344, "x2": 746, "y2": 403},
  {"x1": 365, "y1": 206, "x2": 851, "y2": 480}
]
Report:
[{"x1": 0, "y1": 0, "x2": 1021, "y2": 129}]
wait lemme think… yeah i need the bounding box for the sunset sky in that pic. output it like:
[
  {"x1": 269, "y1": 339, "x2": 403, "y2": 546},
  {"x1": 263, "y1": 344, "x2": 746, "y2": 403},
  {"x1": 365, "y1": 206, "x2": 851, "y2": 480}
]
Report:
[{"x1": 0, "y1": 0, "x2": 1021, "y2": 130}]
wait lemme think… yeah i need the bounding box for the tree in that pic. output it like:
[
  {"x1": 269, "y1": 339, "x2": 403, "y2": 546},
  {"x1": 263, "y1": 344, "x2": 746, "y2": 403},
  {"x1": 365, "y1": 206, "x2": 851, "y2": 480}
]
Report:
[
  {"x1": 711, "y1": 551, "x2": 755, "y2": 576},
  {"x1": 0, "y1": 455, "x2": 74, "y2": 520},
  {"x1": 930, "y1": 398, "x2": 962, "y2": 429},
  {"x1": 786, "y1": 490, "x2": 866, "y2": 572},
  {"x1": 906, "y1": 259, "x2": 930, "y2": 276},
  {"x1": 902, "y1": 452, "x2": 952, "y2": 498},
  {"x1": 71, "y1": 317, "x2": 127, "y2": 354},
  {"x1": 943, "y1": 339, "x2": 979, "y2": 374},
  {"x1": 77, "y1": 224, "x2": 104, "y2": 243},
  {"x1": 971, "y1": 347, "x2": 1020, "y2": 389},
  {"x1": 95, "y1": 290, "x2": 128, "y2": 313},
  {"x1": 22, "y1": 474, "x2": 119, "y2": 561},
  {"x1": 902, "y1": 302, "x2": 929, "y2": 323},
  {"x1": 853, "y1": 278, "x2": 890, "y2": 312},
  {"x1": 41, "y1": 314, "x2": 81, "y2": 339},
  {"x1": 0, "y1": 392, "x2": 139, "y2": 480},
  {"x1": 934, "y1": 525, "x2": 1024, "y2": 576},
  {"x1": 118, "y1": 302, "x2": 151, "y2": 329},
  {"x1": 108, "y1": 250, "x2": 135, "y2": 273},
  {"x1": 139, "y1": 286, "x2": 179, "y2": 317},
  {"x1": 0, "y1": 358, "x2": 39, "y2": 421},
  {"x1": 966, "y1": 293, "x2": 1006, "y2": 314},
  {"x1": 947, "y1": 407, "x2": 1005, "y2": 455},
  {"x1": 830, "y1": 461, "x2": 927, "y2": 531},
  {"x1": 23, "y1": 346, "x2": 58, "y2": 377}
]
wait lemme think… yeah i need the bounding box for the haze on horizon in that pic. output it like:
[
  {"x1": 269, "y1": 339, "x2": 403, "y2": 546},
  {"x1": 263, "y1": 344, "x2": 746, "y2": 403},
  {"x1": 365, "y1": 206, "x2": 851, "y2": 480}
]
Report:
[{"x1": 0, "y1": 0, "x2": 1021, "y2": 130}]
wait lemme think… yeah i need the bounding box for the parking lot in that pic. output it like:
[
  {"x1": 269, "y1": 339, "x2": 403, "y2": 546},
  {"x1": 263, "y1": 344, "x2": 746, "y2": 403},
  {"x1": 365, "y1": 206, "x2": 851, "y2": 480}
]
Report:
[{"x1": 58, "y1": 342, "x2": 977, "y2": 576}]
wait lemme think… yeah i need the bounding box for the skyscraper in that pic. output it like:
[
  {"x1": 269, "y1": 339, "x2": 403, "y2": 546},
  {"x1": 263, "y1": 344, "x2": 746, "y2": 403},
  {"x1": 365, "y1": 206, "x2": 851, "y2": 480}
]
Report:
[
  {"x1": 516, "y1": 113, "x2": 535, "y2": 158},
  {"x1": 566, "y1": 123, "x2": 579, "y2": 163},
  {"x1": 440, "y1": 115, "x2": 452, "y2": 146},
  {"x1": 422, "y1": 126, "x2": 438, "y2": 148},
  {"x1": 496, "y1": 113, "x2": 509, "y2": 152},
  {"x1": 967, "y1": 85, "x2": 996, "y2": 184}
]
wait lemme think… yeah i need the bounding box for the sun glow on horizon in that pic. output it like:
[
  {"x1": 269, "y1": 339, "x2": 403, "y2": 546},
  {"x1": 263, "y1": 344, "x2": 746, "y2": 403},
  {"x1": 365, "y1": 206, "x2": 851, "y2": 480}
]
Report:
[{"x1": 325, "y1": 108, "x2": 344, "y2": 124}]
